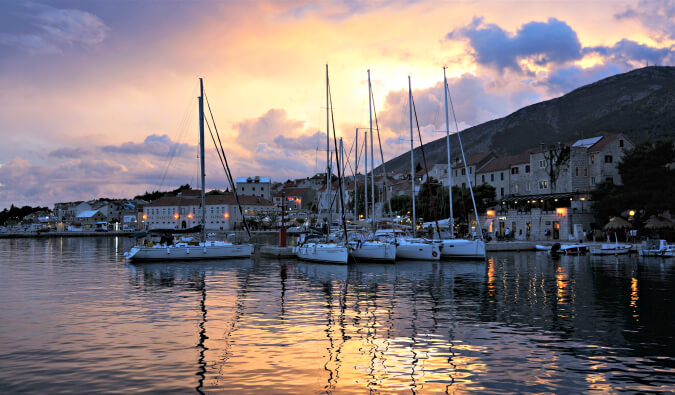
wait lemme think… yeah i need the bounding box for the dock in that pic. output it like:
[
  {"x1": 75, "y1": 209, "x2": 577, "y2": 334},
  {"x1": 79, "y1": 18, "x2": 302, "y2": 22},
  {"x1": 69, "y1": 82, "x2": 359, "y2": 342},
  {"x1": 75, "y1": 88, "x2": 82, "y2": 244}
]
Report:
[{"x1": 259, "y1": 245, "x2": 295, "y2": 258}]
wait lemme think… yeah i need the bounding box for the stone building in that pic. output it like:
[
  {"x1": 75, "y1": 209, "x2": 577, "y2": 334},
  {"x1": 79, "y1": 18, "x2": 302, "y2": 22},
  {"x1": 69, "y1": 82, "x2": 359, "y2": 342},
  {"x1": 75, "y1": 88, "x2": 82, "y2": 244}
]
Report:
[
  {"x1": 472, "y1": 134, "x2": 633, "y2": 240},
  {"x1": 450, "y1": 151, "x2": 497, "y2": 188},
  {"x1": 142, "y1": 192, "x2": 274, "y2": 231},
  {"x1": 236, "y1": 176, "x2": 272, "y2": 200}
]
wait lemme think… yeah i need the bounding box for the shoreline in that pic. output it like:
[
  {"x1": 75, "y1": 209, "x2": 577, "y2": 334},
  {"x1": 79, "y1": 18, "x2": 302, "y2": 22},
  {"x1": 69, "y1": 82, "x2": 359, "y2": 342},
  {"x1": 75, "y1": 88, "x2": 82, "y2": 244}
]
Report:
[{"x1": 0, "y1": 231, "x2": 640, "y2": 253}]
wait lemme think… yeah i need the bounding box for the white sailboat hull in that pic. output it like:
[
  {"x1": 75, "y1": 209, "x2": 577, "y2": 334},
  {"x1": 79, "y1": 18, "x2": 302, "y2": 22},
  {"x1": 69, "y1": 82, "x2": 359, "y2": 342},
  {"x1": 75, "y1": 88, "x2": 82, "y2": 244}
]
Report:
[
  {"x1": 395, "y1": 239, "x2": 441, "y2": 261},
  {"x1": 348, "y1": 241, "x2": 396, "y2": 263},
  {"x1": 438, "y1": 239, "x2": 486, "y2": 259},
  {"x1": 294, "y1": 243, "x2": 349, "y2": 264},
  {"x1": 125, "y1": 242, "x2": 253, "y2": 261}
]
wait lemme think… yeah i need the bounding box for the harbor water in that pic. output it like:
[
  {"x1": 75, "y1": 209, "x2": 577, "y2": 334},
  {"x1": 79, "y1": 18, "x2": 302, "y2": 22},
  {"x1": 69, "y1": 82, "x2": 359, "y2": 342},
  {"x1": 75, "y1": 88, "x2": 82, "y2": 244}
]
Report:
[{"x1": 1, "y1": 237, "x2": 674, "y2": 393}]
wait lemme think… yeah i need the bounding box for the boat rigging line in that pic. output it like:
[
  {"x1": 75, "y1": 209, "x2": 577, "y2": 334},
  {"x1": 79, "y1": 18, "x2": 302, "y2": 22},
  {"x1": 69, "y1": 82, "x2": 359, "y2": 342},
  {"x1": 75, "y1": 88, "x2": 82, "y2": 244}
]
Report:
[
  {"x1": 327, "y1": 67, "x2": 349, "y2": 244},
  {"x1": 411, "y1": 93, "x2": 441, "y2": 238},
  {"x1": 203, "y1": 90, "x2": 252, "y2": 239},
  {"x1": 369, "y1": 83, "x2": 392, "y2": 218},
  {"x1": 446, "y1": 83, "x2": 483, "y2": 241}
]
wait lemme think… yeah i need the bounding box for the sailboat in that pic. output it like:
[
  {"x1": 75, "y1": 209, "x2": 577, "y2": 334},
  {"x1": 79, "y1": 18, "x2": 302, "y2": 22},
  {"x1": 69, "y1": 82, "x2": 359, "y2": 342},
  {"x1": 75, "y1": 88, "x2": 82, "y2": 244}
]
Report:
[
  {"x1": 375, "y1": 76, "x2": 441, "y2": 261},
  {"x1": 294, "y1": 65, "x2": 349, "y2": 264},
  {"x1": 125, "y1": 78, "x2": 254, "y2": 261},
  {"x1": 436, "y1": 68, "x2": 486, "y2": 260},
  {"x1": 348, "y1": 70, "x2": 397, "y2": 263}
]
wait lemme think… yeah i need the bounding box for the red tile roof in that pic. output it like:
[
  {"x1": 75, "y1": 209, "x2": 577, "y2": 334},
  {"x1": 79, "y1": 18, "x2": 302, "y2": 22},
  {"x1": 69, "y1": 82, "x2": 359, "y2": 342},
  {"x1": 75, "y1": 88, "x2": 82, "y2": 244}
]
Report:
[
  {"x1": 451, "y1": 151, "x2": 496, "y2": 169},
  {"x1": 478, "y1": 151, "x2": 531, "y2": 173},
  {"x1": 147, "y1": 193, "x2": 274, "y2": 207}
]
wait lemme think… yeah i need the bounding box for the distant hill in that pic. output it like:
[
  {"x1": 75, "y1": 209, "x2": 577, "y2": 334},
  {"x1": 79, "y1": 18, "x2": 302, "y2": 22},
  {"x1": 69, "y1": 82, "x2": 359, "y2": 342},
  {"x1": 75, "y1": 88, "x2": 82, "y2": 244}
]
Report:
[{"x1": 380, "y1": 66, "x2": 675, "y2": 173}]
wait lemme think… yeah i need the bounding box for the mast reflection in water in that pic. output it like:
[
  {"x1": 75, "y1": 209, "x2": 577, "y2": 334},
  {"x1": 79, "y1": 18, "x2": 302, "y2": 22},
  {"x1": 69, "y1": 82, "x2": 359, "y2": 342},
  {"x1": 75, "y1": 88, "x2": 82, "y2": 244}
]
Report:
[{"x1": 0, "y1": 237, "x2": 674, "y2": 393}]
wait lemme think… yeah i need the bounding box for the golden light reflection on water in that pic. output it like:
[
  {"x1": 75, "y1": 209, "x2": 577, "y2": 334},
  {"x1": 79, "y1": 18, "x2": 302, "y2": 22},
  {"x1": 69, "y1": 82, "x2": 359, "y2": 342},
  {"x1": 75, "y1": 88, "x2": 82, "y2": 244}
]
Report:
[
  {"x1": 3, "y1": 238, "x2": 675, "y2": 393},
  {"x1": 555, "y1": 263, "x2": 568, "y2": 318},
  {"x1": 487, "y1": 258, "x2": 495, "y2": 303},
  {"x1": 630, "y1": 275, "x2": 639, "y2": 321}
]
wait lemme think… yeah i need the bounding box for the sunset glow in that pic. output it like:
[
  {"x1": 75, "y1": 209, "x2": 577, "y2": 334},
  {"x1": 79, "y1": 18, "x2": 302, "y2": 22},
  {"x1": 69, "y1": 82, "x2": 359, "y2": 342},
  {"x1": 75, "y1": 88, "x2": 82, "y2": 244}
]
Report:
[{"x1": 0, "y1": 0, "x2": 673, "y2": 207}]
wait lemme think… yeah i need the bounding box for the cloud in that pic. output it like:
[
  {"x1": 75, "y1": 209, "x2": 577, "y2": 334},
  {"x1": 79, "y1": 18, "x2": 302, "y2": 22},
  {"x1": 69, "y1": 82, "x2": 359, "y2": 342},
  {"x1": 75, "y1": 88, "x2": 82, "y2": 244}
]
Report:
[
  {"x1": 101, "y1": 134, "x2": 196, "y2": 158},
  {"x1": 233, "y1": 109, "x2": 305, "y2": 149},
  {"x1": 48, "y1": 147, "x2": 89, "y2": 159},
  {"x1": 447, "y1": 17, "x2": 582, "y2": 73},
  {"x1": 274, "y1": 131, "x2": 324, "y2": 151},
  {"x1": 542, "y1": 64, "x2": 623, "y2": 93},
  {"x1": 0, "y1": 2, "x2": 108, "y2": 54},
  {"x1": 379, "y1": 73, "x2": 540, "y2": 138},
  {"x1": 583, "y1": 39, "x2": 673, "y2": 68},
  {"x1": 615, "y1": 0, "x2": 675, "y2": 41}
]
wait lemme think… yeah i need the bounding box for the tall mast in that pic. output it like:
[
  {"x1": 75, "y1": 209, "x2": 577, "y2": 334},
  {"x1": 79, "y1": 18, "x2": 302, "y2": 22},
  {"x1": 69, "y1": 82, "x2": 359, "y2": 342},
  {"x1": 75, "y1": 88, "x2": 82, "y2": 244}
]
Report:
[
  {"x1": 448, "y1": 82, "x2": 484, "y2": 241},
  {"x1": 443, "y1": 67, "x2": 454, "y2": 238},
  {"x1": 364, "y1": 130, "x2": 368, "y2": 222},
  {"x1": 408, "y1": 76, "x2": 416, "y2": 237},
  {"x1": 199, "y1": 78, "x2": 206, "y2": 242},
  {"x1": 368, "y1": 70, "x2": 375, "y2": 229},
  {"x1": 339, "y1": 137, "x2": 344, "y2": 222},
  {"x1": 354, "y1": 128, "x2": 358, "y2": 220},
  {"x1": 326, "y1": 64, "x2": 331, "y2": 230}
]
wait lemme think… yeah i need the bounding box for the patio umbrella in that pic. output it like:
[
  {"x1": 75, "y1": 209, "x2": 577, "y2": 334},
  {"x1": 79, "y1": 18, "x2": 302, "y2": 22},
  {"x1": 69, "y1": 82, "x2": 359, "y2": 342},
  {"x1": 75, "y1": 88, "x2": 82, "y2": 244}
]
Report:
[
  {"x1": 603, "y1": 216, "x2": 631, "y2": 230},
  {"x1": 644, "y1": 215, "x2": 675, "y2": 230}
]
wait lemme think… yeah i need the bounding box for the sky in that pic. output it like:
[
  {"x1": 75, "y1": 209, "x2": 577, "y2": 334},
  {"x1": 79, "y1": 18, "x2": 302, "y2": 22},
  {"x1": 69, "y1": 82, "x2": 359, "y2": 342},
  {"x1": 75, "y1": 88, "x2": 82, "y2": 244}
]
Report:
[{"x1": 0, "y1": 0, "x2": 673, "y2": 208}]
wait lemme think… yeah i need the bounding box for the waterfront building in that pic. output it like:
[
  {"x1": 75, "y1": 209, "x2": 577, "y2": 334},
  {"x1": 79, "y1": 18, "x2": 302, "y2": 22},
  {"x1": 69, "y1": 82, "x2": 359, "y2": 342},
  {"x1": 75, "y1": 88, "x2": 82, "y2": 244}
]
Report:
[
  {"x1": 141, "y1": 192, "x2": 274, "y2": 231},
  {"x1": 236, "y1": 176, "x2": 271, "y2": 200},
  {"x1": 474, "y1": 134, "x2": 633, "y2": 240},
  {"x1": 272, "y1": 187, "x2": 314, "y2": 212},
  {"x1": 451, "y1": 151, "x2": 497, "y2": 188},
  {"x1": 75, "y1": 210, "x2": 108, "y2": 230}
]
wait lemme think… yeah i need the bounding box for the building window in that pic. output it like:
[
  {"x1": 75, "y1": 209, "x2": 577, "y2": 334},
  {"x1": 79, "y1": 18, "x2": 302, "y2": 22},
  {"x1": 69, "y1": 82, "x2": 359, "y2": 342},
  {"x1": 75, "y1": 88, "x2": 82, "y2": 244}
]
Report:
[
  {"x1": 511, "y1": 167, "x2": 519, "y2": 175},
  {"x1": 527, "y1": 183, "x2": 531, "y2": 192},
  {"x1": 462, "y1": 182, "x2": 466, "y2": 189},
  {"x1": 605, "y1": 155, "x2": 613, "y2": 163},
  {"x1": 619, "y1": 139, "x2": 624, "y2": 147},
  {"x1": 539, "y1": 160, "x2": 547, "y2": 168},
  {"x1": 584, "y1": 168, "x2": 587, "y2": 176},
  {"x1": 470, "y1": 167, "x2": 472, "y2": 174},
  {"x1": 605, "y1": 176, "x2": 613, "y2": 183},
  {"x1": 481, "y1": 175, "x2": 485, "y2": 183},
  {"x1": 539, "y1": 180, "x2": 548, "y2": 190},
  {"x1": 500, "y1": 172, "x2": 504, "y2": 181},
  {"x1": 591, "y1": 155, "x2": 595, "y2": 164},
  {"x1": 461, "y1": 168, "x2": 465, "y2": 175},
  {"x1": 591, "y1": 177, "x2": 595, "y2": 185},
  {"x1": 491, "y1": 174, "x2": 494, "y2": 182},
  {"x1": 525, "y1": 165, "x2": 530, "y2": 173},
  {"x1": 500, "y1": 187, "x2": 504, "y2": 196},
  {"x1": 575, "y1": 167, "x2": 579, "y2": 176}
]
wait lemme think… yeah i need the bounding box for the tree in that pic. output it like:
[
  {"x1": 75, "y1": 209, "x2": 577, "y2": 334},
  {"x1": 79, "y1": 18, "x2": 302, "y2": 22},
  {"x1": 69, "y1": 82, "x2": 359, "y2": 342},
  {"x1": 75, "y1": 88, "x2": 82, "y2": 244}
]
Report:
[
  {"x1": 0, "y1": 204, "x2": 49, "y2": 226},
  {"x1": 348, "y1": 184, "x2": 380, "y2": 217},
  {"x1": 591, "y1": 140, "x2": 675, "y2": 226},
  {"x1": 389, "y1": 195, "x2": 412, "y2": 216},
  {"x1": 133, "y1": 183, "x2": 192, "y2": 201}
]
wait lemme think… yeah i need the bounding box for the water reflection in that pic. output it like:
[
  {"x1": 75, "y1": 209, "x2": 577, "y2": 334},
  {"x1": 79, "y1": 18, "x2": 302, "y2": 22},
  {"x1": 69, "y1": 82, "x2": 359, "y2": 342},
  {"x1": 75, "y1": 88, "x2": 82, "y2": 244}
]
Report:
[{"x1": 1, "y1": 238, "x2": 675, "y2": 393}]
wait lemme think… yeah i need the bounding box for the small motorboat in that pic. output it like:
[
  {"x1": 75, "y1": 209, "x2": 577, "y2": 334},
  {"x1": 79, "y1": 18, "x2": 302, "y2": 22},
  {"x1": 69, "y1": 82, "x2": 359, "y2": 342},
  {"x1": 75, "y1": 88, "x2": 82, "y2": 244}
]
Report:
[
  {"x1": 559, "y1": 244, "x2": 588, "y2": 255},
  {"x1": 539, "y1": 243, "x2": 588, "y2": 255},
  {"x1": 590, "y1": 243, "x2": 631, "y2": 255},
  {"x1": 639, "y1": 239, "x2": 671, "y2": 257}
]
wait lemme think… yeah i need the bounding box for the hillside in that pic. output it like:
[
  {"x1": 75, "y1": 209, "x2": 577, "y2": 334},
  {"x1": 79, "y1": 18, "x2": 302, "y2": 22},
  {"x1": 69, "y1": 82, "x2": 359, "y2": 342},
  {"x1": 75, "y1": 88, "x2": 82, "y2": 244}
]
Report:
[{"x1": 380, "y1": 66, "x2": 675, "y2": 173}]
